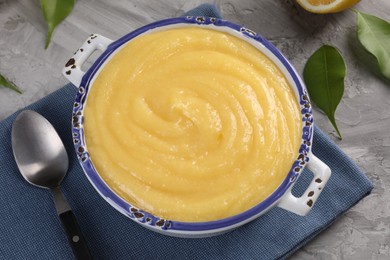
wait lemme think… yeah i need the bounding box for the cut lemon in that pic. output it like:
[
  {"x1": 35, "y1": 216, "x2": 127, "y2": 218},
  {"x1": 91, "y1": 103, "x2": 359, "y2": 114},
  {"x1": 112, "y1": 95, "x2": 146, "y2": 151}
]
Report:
[{"x1": 296, "y1": 0, "x2": 361, "y2": 13}]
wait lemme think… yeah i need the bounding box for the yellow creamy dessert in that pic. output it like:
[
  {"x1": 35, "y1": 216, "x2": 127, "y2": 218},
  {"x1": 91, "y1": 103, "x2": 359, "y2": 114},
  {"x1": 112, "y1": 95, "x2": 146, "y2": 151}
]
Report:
[{"x1": 84, "y1": 27, "x2": 302, "y2": 222}]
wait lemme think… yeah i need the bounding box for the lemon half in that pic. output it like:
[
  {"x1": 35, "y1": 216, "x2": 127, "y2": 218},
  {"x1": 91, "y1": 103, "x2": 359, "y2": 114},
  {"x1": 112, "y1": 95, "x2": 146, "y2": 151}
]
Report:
[{"x1": 296, "y1": 0, "x2": 361, "y2": 13}]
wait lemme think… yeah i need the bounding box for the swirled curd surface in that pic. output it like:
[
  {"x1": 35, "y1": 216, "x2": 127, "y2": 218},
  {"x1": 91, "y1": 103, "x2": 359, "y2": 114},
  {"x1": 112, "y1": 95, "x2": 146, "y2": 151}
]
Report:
[{"x1": 84, "y1": 28, "x2": 302, "y2": 222}]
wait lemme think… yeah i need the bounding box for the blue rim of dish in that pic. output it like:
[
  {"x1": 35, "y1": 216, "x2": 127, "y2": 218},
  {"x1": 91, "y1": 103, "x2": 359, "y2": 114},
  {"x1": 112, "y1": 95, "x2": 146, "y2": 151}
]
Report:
[{"x1": 71, "y1": 16, "x2": 313, "y2": 232}]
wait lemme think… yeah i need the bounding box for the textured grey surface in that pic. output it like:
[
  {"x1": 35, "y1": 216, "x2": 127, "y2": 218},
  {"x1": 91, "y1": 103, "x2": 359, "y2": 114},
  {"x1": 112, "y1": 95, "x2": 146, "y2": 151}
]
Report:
[{"x1": 0, "y1": 0, "x2": 389, "y2": 259}]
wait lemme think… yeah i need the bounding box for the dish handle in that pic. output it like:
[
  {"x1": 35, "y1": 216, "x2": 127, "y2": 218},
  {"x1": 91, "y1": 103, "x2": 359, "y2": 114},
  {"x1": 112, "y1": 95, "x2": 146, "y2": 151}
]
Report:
[
  {"x1": 277, "y1": 154, "x2": 331, "y2": 216},
  {"x1": 62, "y1": 34, "x2": 113, "y2": 87}
]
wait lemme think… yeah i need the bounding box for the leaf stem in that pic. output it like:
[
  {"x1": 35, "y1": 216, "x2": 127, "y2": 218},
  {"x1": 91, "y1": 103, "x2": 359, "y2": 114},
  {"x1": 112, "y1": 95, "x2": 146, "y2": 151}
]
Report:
[
  {"x1": 329, "y1": 115, "x2": 342, "y2": 140},
  {"x1": 350, "y1": 8, "x2": 359, "y2": 14},
  {"x1": 45, "y1": 29, "x2": 52, "y2": 49}
]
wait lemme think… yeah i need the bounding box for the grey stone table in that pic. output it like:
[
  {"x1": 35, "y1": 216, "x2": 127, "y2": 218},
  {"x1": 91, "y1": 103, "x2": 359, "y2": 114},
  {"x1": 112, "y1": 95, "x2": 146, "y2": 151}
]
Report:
[{"x1": 1, "y1": 0, "x2": 389, "y2": 259}]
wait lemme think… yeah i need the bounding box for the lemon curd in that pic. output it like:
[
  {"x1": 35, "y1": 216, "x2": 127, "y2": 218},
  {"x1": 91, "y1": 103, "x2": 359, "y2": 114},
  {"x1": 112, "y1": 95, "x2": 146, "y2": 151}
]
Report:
[{"x1": 84, "y1": 28, "x2": 302, "y2": 222}]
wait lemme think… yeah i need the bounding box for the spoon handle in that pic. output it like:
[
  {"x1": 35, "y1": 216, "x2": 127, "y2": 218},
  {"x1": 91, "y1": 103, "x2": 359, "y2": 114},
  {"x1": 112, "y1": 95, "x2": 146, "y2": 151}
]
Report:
[
  {"x1": 51, "y1": 188, "x2": 92, "y2": 260},
  {"x1": 59, "y1": 210, "x2": 93, "y2": 260}
]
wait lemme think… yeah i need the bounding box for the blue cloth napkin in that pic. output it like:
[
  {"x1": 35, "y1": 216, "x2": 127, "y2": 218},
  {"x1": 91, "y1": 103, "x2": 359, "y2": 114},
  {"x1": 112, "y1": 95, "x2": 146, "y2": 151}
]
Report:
[{"x1": 0, "y1": 5, "x2": 373, "y2": 260}]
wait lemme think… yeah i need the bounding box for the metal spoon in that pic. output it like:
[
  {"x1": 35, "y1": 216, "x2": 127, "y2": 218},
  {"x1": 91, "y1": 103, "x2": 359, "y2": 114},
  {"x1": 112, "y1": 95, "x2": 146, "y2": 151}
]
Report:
[{"x1": 11, "y1": 110, "x2": 92, "y2": 260}]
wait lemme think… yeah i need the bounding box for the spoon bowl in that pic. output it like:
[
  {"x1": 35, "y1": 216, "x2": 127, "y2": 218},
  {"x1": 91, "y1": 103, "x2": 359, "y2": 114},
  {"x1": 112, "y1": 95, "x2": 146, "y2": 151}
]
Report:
[{"x1": 12, "y1": 110, "x2": 68, "y2": 189}]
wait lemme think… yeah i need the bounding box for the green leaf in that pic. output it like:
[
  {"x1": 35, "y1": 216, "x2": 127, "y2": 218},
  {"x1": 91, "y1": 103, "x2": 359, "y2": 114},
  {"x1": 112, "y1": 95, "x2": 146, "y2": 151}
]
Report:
[
  {"x1": 356, "y1": 11, "x2": 390, "y2": 80},
  {"x1": 40, "y1": 0, "x2": 75, "y2": 49},
  {"x1": 303, "y1": 45, "x2": 346, "y2": 139},
  {"x1": 0, "y1": 73, "x2": 22, "y2": 94}
]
